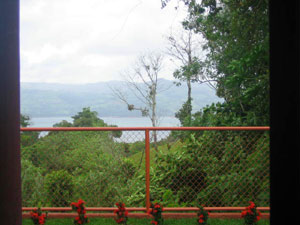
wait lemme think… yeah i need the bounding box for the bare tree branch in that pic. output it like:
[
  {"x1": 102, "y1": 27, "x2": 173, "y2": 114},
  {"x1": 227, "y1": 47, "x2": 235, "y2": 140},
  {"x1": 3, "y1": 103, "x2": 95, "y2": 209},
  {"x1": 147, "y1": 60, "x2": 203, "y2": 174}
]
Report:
[{"x1": 110, "y1": 52, "x2": 168, "y2": 150}]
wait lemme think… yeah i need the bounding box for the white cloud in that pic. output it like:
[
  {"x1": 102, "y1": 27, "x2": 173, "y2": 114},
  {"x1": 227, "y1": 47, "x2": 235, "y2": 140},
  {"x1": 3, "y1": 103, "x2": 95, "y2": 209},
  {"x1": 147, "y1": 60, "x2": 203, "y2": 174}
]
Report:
[{"x1": 20, "y1": 0, "x2": 188, "y2": 84}]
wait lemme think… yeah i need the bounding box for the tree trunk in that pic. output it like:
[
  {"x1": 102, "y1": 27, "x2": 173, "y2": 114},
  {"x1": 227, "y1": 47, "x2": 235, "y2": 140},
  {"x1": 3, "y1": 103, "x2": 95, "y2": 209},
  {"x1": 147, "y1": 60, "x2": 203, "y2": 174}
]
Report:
[
  {"x1": 151, "y1": 85, "x2": 158, "y2": 151},
  {"x1": 187, "y1": 78, "x2": 192, "y2": 125}
]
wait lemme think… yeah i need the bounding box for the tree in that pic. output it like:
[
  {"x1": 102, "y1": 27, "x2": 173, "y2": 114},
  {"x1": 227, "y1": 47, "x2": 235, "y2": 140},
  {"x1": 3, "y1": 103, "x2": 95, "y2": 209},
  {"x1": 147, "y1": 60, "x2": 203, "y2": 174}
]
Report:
[
  {"x1": 53, "y1": 107, "x2": 122, "y2": 137},
  {"x1": 111, "y1": 52, "x2": 168, "y2": 149},
  {"x1": 166, "y1": 27, "x2": 210, "y2": 125},
  {"x1": 21, "y1": 114, "x2": 31, "y2": 127},
  {"x1": 20, "y1": 114, "x2": 39, "y2": 147},
  {"x1": 72, "y1": 107, "x2": 106, "y2": 127},
  {"x1": 53, "y1": 120, "x2": 73, "y2": 127},
  {"x1": 162, "y1": 0, "x2": 269, "y2": 126}
]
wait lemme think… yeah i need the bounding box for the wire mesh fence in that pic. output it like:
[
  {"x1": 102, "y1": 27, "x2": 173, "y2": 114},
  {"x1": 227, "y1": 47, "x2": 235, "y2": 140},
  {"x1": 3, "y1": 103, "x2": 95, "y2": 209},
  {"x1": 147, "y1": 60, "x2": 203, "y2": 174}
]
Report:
[
  {"x1": 149, "y1": 129, "x2": 269, "y2": 207},
  {"x1": 20, "y1": 127, "x2": 269, "y2": 209}
]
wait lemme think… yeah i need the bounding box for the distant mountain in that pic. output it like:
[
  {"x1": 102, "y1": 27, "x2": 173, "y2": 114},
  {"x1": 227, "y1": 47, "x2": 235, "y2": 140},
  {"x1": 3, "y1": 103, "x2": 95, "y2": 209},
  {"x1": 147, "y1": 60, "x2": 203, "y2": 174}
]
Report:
[{"x1": 21, "y1": 79, "x2": 223, "y2": 117}]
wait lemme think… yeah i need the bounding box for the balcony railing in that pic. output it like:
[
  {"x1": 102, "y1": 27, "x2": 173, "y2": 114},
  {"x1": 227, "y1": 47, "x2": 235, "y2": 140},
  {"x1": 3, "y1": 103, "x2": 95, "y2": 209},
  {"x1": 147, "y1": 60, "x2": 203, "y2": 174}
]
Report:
[{"x1": 20, "y1": 126, "x2": 270, "y2": 219}]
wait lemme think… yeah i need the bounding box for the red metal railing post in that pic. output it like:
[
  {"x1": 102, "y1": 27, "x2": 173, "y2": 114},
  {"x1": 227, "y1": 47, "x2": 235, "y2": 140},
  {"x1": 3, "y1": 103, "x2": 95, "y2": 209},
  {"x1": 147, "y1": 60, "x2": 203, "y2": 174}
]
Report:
[{"x1": 145, "y1": 129, "x2": 151, "y2": 211}]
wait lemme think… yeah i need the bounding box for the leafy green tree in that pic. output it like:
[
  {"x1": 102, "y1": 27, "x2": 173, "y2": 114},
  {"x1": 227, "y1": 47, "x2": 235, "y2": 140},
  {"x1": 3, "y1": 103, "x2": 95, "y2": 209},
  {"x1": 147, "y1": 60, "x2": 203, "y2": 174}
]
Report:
[
  {"x1": 190, "y1": 0, "x2": 269, "y2": 125},
  {"x1": 72, "y1": 107, "x2": 107, "y2": 127},
  {"x1": 53, "y1": 120, "x2": 73, "y2": 127},
  {"x1": 163, "y1": 0, "x2": 269, "y2": 126},
  {"x1": 21, "y1": 114, "x2": 31, "y2": 127},
  {"x1": 53, "y1": 107, "x2": 122, "y2": 137},
  {"x1": 166, "y1": 28, "x2": 205, "y2": 125},
  {"x1": 20, "y1": 114, "x2": 40, "y2": 147},
  {"x1": 175, "y1": 99, "x2": 193, "y2": 126}
]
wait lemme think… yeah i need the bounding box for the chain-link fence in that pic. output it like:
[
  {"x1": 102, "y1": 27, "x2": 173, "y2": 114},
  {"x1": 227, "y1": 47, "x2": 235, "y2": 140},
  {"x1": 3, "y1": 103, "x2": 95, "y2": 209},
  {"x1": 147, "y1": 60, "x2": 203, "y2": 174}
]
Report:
[{"x1": 20, "y1": 127, "x2": 269, "y2": 209}]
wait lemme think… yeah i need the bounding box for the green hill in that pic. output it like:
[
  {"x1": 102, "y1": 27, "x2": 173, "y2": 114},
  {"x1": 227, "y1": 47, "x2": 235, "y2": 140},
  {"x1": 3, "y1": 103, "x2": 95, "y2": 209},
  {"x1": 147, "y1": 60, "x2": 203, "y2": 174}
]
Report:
[{"x1": 21, "y1": 79, "x2": 223, "y2": 117}]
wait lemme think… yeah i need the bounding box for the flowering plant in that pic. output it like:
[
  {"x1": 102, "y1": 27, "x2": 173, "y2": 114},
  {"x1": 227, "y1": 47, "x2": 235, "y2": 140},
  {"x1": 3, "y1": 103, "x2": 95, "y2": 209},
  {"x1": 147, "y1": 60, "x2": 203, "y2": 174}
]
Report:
[
  {"x1": 71, "y1": 199, "x2": 89, "y2": 224},
  {"x1": 30, "y1": 208, "x2": 47, "y2": 225},
  {"x1": 197, "y1": 205, "x2": 210, "y2": 225},
  {"x1": 148, "y1": 202, "x2": 164, "y2": 225},
  {"x1": 114, "y1": 202, "x2": 128, "y2": 224},
  {"x1": 241, "y1": 201, "x2": 261, "y2": 225}
]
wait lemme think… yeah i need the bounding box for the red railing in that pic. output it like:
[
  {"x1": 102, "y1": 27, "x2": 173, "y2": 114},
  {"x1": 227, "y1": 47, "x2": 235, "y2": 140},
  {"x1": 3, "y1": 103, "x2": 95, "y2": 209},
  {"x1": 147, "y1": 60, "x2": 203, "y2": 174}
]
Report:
[{"x1": 20, "y1": 126, "x2": 270, "y2": 219}]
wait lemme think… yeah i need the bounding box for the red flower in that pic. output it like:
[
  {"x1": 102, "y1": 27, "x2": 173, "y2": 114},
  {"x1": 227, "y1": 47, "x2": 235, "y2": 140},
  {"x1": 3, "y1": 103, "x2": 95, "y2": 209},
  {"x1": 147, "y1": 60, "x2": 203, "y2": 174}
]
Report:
[
  {"x1": 151, "y1": 221, "x2": 158, "y2": 225},
  {"x1": 199, "y1": 214, "x2": 204, "y2": 218},
  {"x1": 249, "y1": 201, "x2": 255, "y2": 209},
  {"x1": 30, "y1": 212, "x2": 39, "y2": 218},
  {"x1": 38, "y1": 216, "x2": 45, "y2": 225},
  {"x1": 241, "y1": 210, "x2": 247, "y2": 217},
  {"x1": 256, "y1": 215, "x2": 261, "y2": 221},
  {"x1": 198, "y1": 218, "x2": 204, "y2": 223},
  {"x1": 78, "y1": 199, "x2": 85, "y2": 205},
  {"x1": 71, "y1": 202, "x2": 79, "y2": 208}
]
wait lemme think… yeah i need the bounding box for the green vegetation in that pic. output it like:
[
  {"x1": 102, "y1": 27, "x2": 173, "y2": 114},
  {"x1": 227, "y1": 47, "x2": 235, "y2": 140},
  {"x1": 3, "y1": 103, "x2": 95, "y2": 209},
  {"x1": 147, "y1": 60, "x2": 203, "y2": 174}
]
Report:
[
  {"x1": 21, "y1": 108, "x2": 269, "y2": 208},
  {"x1": 22, "y1": 218, "x2": 270, "y2": 225},
  {"x1": 150, "y1": 132, "x2": 269, "y2": 207},
  {"x1": 21, "y1": 108, "x2": 132, "y2": 207},
  {"x1": 163, "y1": 0, "x2": 269, "y2": 127}
]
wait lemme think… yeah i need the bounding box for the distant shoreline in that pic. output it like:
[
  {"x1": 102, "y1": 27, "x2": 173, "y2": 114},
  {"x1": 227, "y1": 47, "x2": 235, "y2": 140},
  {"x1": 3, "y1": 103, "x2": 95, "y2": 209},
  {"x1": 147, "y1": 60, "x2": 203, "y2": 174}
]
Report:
[{"x1": 29, "y1": 116, "x2": 180, "y2": 128}]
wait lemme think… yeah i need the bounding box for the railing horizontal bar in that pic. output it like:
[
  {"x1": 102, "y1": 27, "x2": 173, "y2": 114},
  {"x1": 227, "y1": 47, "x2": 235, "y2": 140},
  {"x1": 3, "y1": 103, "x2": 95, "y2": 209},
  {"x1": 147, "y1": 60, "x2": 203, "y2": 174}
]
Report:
[
  {"x1": 164, "y1": 207, "x2": 270, "y2": 211},
  {"x1": 21, "y1": 126, "x2": 270, "y2": 131},
  {"x1": 22, "y1": 207, "x2": 146, "y2": 212},
  {"x1": 22, "y1": 207, "x2": 270, "y2": 212},
  {"x1": 22, "y1": 212, "x2": 270, "y2": 219}
]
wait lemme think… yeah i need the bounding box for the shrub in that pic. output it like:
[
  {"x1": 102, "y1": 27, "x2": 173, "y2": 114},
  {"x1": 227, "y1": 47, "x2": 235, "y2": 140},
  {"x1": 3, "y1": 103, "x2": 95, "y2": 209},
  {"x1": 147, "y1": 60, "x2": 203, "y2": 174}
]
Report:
[
  {"x1": 241, "y1": 201, "x2": 261, "y2": 225},
  {"x1": 114, "y1": 202, "x2": 128, "y2": 224},
  {"x1": 30, "y1": 207, "x2": 47, "y2": 225},
  {"x1": 148, "y1": 202, "x2": 164, "y2": 225},
  {"x1": 197, "y1": 205, "x2": 210, "y2": 225},
  {"x1": 44, "y1": 170, "x2": 74, "y2": 206},
  {"x1": 21, "y1": 159, "x2": 45, "y2": 206},
  {"x1": 71, "y1": 199, "x2": 89, "y2": 224}
]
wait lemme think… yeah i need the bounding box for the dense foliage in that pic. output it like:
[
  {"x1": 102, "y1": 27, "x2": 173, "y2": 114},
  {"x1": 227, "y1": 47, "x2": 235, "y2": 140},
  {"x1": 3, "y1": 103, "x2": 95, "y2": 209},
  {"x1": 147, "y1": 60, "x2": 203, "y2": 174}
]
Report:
[
  {"x1": 21, "y1": 113, "x2": 269, "y2": 209},
  {"x1": 150, "y1": 131, "x2": 269, "y2": 207},
  {"x1": 20, "y1": 109, "x2": 134, "y2": 207},
  {"x1": 164, "y1": 0, "x2": 269, "y2": 127}
]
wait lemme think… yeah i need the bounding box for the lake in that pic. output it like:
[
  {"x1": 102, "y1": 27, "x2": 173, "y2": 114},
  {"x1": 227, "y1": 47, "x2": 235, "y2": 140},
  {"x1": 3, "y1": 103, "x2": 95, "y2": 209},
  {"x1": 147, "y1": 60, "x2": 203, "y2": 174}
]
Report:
[{"x1": 29, "y1": 116, "x2": 180, "y2": 128}]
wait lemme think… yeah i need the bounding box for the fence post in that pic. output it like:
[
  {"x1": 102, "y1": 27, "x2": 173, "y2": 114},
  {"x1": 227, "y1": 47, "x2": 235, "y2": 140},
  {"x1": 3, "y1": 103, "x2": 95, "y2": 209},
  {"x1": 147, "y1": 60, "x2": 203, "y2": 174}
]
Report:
[{"x1": 145, "y1": 129, "x2": 150, "y2": 211}]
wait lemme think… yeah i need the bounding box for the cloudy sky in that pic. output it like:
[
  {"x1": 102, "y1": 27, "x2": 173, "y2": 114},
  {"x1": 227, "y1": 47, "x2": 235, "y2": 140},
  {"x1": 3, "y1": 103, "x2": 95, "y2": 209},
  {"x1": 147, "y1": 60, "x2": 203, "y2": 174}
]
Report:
[{"x1": 20, "y1": 0, "x2": 189, "y2": 84}]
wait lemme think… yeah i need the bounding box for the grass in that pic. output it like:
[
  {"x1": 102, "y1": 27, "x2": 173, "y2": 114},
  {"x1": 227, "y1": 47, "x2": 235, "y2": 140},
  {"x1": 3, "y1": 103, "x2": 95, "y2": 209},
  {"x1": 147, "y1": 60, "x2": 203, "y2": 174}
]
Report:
[{"x1": 22, "y1": 218, "x2": 270, "y2": 225}]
